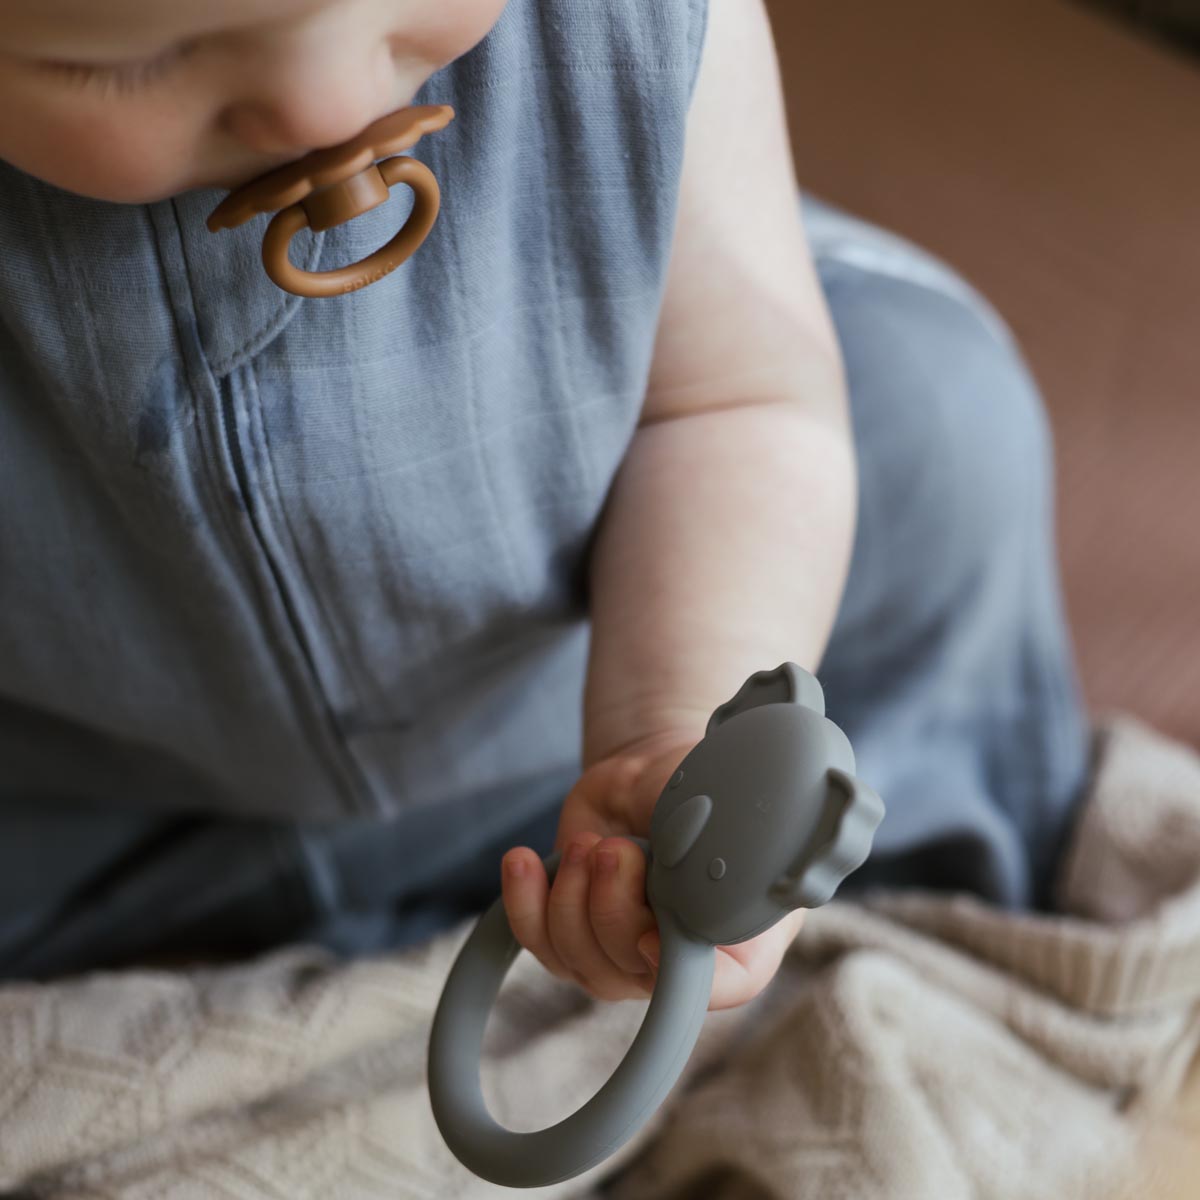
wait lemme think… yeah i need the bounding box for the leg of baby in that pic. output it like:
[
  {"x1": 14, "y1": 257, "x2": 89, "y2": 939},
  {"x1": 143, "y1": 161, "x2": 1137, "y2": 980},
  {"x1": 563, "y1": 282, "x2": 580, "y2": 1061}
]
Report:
[{"x1": 807, "y1": 200, "x2": 1090, "y2": 910}]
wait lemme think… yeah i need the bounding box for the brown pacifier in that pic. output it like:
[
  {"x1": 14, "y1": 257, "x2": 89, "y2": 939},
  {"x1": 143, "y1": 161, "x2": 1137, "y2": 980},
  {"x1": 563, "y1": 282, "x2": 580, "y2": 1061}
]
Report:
[{"x1": 206, "y1": 104, "x2": 455, "y2": 298}]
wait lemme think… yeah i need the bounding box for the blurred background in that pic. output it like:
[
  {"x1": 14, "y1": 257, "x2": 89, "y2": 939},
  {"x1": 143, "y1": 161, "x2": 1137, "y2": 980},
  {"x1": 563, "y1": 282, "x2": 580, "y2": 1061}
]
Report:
[{"x1": 765, "y1": 0, "x2": 1200, "y2": 746}]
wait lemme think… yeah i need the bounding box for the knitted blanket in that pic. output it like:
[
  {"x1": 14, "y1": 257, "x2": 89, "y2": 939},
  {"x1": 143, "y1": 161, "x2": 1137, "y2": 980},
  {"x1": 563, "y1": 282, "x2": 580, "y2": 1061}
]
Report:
[{"x1": 2, "y1": 718, "x2": 1198, "y2": 1199}]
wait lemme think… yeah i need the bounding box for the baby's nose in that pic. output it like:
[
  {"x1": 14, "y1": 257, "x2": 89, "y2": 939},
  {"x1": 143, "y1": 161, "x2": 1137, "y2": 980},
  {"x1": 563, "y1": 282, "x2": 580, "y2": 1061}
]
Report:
[{"x1": 220, "y1": 44, "x2": 397, "y2": 157}]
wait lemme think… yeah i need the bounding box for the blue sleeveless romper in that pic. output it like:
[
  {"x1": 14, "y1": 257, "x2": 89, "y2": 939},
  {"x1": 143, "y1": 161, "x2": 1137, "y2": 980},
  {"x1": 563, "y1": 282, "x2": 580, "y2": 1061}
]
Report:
[{"x1": 0, "y1": 1, "x2": 1089, "y2": 976}]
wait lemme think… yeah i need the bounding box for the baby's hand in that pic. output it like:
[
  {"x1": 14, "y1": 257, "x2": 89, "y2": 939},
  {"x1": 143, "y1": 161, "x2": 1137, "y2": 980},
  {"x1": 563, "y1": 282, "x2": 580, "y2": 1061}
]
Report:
[{"x1": 500, "y1": 735, "x2": 805, "y2": 1010}]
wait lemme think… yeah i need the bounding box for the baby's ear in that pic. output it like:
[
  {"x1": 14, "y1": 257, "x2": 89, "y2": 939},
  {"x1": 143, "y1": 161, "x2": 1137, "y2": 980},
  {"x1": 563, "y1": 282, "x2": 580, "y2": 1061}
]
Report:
[{"x1": 706, "y1": 662, "x2": 824, "y2": 736}]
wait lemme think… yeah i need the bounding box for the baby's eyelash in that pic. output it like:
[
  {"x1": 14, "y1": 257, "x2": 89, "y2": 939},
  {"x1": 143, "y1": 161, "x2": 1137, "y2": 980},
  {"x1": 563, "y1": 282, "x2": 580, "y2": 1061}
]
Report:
[{"x1": 40, "y1": 45, "x2": 189, "y2": 95}]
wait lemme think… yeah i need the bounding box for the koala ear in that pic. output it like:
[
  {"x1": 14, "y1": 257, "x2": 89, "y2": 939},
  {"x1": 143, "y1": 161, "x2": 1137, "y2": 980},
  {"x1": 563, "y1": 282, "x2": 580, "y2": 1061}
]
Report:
[
  {"x1": 706, "y1": 663, "x2": 825, "y2": 736},
  {"x1": 768, "y1": 766, "x2": 885, "y2": 912}
]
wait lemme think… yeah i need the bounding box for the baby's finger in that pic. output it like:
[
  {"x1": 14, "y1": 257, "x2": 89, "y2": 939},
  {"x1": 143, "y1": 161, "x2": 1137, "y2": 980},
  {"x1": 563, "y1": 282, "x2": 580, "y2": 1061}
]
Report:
[
  {"x1": 501, "y1": 847, "x2": 573, "y2": 984},
  {"x1": 547, "y1": 836, "x2": 638, "y2": 1000},
  {"x1": 587, "y1": 837, "x2": 656, "y2": 977}
]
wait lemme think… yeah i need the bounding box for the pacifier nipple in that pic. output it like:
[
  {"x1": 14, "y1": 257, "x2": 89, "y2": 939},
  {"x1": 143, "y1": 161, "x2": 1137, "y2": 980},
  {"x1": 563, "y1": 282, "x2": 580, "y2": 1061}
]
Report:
[{"x1": 206, "y1": 105, "x2": 454, "y2": 298}]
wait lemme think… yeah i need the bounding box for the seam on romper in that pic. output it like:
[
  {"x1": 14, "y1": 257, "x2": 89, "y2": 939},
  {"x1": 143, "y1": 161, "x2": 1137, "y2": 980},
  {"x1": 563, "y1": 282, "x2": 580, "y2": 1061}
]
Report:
[
  {"x1": 220, "y1": 368, "x2": 377, "y2": 812},
  {"x1": 242, "y1": 362, "x2": 389, "y2": 723},
  {"x1": 229, "y1": 367, "x2": 383, "y2": 811},
  {"x1": 145, "y1": 199, "x2": 370, "y2": 815}
]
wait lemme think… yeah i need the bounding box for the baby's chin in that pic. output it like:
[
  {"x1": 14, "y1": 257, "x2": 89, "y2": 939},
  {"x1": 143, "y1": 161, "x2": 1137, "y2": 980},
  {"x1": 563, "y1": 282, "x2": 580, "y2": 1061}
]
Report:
[{"x1": 23, "y1": 148, "x2": 303, "y2": 206}]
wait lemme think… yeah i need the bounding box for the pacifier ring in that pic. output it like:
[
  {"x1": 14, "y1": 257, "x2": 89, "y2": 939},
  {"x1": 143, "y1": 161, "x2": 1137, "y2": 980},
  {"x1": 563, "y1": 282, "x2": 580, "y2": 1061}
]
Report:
[{"x1": 262, "y1": 157, "x2": 440, "y2": 298}]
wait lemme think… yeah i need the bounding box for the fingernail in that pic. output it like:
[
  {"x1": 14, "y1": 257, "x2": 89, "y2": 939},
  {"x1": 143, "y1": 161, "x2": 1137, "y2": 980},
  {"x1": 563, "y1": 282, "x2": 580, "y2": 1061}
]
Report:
[
  {"x1": 505, "y1": 855, "x2": 527, "y2": 880},
  {"x1": 566, "y1": 841, "x2": 589, "y2": 865},
  {"x1": 595, "y1": 849, "x2": 619, "y2": 876},
  {"x1": 639, "y1": 937, "x2": 659, "y2": 967}
]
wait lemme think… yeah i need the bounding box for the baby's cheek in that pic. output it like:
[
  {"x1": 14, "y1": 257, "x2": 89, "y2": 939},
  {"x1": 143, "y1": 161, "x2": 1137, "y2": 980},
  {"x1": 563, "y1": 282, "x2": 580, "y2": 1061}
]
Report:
[
  {"x1": 407, "y1": 0, "x2": 510, "y2": 69},
  {"x1": 0, "y1": 102, "x2": 202, "y2": 204}
]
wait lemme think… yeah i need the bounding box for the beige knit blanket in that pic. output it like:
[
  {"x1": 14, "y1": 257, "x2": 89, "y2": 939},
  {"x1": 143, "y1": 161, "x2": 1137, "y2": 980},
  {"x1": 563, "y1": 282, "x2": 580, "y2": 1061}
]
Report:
[{"x1": 3, "y1": 718, "x2": 1198, "y2": 1199}]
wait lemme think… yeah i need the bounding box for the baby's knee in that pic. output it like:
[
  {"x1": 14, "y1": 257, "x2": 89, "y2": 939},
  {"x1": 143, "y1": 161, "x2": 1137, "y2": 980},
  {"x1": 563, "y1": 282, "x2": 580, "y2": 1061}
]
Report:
[{"x1": 827, "y1": 262, "x2": 1054, "y2": 602}]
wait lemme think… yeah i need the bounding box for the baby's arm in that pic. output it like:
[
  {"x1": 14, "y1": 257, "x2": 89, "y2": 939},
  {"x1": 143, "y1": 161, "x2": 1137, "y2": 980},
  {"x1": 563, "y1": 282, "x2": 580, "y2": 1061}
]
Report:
[
  {"x1": 585, "y1": 0, "x2": 855, "y2": 764},
  {"x1": 502, "y1": 0, "x2": 856, "y2": 1009}
]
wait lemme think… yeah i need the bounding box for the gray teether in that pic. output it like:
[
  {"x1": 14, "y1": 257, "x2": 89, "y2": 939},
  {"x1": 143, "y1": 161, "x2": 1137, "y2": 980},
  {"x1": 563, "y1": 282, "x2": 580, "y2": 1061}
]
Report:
[{"x1": 426, "y1": 664, "x2": 884, "y2": 1188}]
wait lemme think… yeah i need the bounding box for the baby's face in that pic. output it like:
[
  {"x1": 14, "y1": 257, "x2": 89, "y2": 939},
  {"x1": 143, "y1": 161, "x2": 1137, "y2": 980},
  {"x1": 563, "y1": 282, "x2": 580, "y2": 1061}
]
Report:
[{"x1": 0, "y1": 0, "x2": 506, "y2": 202}]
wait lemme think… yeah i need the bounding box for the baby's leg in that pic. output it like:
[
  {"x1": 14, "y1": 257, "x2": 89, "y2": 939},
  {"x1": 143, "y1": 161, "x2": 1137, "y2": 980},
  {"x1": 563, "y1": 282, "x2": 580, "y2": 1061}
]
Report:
[
  {"x1": 0, "y1": 771, "x2": 570, "y2": 980},
  {"x1": 0, "y1": 797, "x2": 320, "y2": 979},
  {"x1": 806, "y1": 199, "x2": 1090, "y2": 910}
]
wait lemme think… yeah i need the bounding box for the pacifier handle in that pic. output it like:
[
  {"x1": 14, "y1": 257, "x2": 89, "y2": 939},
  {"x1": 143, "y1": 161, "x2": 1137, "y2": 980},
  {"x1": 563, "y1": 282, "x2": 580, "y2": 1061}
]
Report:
[
  {"x1": 206, "y1": 104, "x2": 453, "y2": 298},
  {"x1": 427, "y1": 839, "x2": 716, "y2": 1190}
]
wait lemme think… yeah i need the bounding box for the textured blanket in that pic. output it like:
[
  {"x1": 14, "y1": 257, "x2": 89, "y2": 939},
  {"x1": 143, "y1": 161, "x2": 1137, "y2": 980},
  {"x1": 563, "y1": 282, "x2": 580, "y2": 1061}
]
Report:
[{"x1": 2, "y1": 718, "x2": 1198, "y2": 1199}]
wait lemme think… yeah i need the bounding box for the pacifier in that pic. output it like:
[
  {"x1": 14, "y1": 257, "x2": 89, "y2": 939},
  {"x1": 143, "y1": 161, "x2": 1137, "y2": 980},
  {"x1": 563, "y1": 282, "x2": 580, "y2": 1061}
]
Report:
[
  {"x1": 426, "y1": 663, "x2": 884, "y2": 1188},
  {"x1": 206, "y1": 104, "x2": 454, "y2": 298}
]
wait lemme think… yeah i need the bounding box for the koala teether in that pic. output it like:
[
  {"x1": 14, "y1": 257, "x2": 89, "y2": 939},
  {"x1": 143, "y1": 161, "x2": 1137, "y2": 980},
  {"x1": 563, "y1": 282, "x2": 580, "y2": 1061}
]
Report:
[{"x1": 427, "y1": 664, "x2": 884, "y2": 1188}]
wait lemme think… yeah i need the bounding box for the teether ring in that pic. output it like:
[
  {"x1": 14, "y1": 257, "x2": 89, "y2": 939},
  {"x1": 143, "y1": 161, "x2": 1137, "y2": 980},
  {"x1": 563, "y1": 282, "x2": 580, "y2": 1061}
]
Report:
[
  {"x1": 427, "y1": 664, "x2": 884, "y2": 1188},
  {"x1": 206, "y1": 105, "x2": 454, "y2": 297}
]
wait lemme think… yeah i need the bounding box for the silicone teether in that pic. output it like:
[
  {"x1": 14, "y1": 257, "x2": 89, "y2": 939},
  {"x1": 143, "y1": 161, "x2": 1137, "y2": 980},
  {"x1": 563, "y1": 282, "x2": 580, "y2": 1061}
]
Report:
[
  {"x1": 206, "y1": 105, "x2": 454, "y2": 297},
  {"x1": 426, "y1": 664, "x2": 884, "y2": 1188}
]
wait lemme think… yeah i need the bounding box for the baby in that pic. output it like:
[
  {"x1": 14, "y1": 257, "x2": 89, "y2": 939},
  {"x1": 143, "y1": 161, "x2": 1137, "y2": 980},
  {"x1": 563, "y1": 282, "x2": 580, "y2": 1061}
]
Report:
[{"x1": 0, "y1": 0, "x2": 1089, "y2": 1008}]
